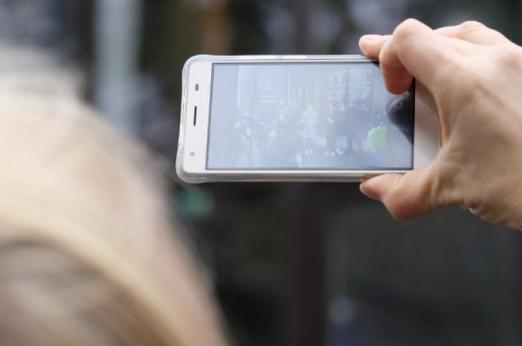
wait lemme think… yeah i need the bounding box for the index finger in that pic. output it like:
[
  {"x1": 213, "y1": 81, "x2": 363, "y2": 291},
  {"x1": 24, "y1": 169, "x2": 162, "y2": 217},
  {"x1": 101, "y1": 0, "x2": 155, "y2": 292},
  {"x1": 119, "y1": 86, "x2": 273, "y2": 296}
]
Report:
[{"x1": 379, "y1": 19, "x2": 457, "y2": 94}]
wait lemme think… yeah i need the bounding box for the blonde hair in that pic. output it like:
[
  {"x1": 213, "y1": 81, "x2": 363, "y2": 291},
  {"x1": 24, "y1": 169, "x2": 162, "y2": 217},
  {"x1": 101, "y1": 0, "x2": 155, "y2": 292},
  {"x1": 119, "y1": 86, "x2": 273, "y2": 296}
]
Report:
[{"x1": 0, "y1": 53, "x2": 226, "y2": 345}]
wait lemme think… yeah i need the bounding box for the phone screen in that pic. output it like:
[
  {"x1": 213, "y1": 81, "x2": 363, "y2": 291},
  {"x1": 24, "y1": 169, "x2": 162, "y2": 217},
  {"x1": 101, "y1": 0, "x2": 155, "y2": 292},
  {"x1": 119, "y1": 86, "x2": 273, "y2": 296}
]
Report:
[{"x1": 207, "y1": 62, "x2": 414, "y2": 170}]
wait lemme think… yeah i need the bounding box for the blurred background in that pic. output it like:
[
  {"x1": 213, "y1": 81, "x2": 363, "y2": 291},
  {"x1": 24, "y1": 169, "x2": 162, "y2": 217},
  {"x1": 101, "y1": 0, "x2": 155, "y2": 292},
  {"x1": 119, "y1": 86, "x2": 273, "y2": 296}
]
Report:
[{"x1": 2, "y1": 0, "x2": 522, "y2": 345}]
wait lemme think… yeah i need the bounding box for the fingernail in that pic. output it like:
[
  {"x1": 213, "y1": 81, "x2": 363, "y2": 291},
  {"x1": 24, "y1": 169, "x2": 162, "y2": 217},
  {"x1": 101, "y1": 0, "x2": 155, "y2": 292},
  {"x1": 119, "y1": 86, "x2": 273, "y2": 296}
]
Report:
[{"x1": 360, "y1": 34, "x2": 383, "y2": 42}]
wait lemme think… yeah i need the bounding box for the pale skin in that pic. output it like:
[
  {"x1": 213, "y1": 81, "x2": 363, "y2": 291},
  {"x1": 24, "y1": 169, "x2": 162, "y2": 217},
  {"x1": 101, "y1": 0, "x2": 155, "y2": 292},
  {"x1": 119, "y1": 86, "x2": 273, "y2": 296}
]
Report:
[{"x1": 359, "y1": 19, "x2": 522, "y2": 230}]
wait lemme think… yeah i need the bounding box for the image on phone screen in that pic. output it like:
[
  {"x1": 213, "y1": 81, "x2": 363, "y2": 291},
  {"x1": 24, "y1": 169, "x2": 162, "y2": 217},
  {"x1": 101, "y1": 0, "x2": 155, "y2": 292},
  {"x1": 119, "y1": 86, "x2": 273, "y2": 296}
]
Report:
[{"x1": 207, "y1": 62, "x2": 414, "y2": 170}]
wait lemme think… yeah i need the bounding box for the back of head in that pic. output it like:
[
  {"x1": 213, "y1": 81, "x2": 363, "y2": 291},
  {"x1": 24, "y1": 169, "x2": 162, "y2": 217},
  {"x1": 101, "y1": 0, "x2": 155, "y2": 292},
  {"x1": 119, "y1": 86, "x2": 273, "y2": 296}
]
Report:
[{"x1": 0, "y1": 47, "x2": 225, "y2": 346}]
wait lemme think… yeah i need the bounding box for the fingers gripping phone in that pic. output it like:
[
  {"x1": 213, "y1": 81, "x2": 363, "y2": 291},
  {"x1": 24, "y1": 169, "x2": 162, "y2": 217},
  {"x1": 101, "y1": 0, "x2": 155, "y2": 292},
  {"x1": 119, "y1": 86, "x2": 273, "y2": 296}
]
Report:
[{"x1": 176, "y1": 55, "x2": 440, "y2": 183}]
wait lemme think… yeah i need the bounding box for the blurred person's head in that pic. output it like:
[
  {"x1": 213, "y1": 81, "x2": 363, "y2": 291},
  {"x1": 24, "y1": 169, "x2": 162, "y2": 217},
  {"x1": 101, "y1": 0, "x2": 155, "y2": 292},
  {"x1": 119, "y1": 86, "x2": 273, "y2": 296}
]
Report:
[{"x1": 0, "y1": 47, "x2": 226, "y2": 346}]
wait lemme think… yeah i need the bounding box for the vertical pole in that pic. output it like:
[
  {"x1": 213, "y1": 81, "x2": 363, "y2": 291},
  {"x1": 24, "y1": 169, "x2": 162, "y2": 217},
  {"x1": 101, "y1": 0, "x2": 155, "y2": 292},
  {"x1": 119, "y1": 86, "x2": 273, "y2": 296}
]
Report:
[
  {"x1": 290, "y1": 0, "x2": 310, "y2": 53},
  {"x1": 282, "y1": 184, "x2": 327, "y2": 346},
  {"x1": 94, "y1": 0, "x2": 142, "y2": 133},
  {"x1": 200, "y1": 0, "x2": 231, "y2": 54},
  {"x1": 74, "y1": 0, "x2": 95, "y2": 99}
]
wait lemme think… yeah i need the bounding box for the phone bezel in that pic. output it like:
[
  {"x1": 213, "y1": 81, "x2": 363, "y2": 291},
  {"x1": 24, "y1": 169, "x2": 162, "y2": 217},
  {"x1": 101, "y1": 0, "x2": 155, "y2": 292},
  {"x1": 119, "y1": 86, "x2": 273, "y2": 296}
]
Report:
[{"x1": 177, "y1": 55, "x2": 440, "y2": 183}]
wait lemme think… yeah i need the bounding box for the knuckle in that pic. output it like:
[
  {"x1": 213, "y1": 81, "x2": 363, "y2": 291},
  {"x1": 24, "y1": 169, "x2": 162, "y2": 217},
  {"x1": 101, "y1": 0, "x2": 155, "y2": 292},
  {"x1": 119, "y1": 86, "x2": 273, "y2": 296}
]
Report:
[
  {"x1": 394, "y1": 18, "x2": 420, "y2": 41},
  {"x1": 383, "y1": 193, "x2": 409, "y2": 220},
  {"x1": 387, "y1": 202, "x2": 412, "y2": 221},
  {"x1": 459, "y1": 20, "x2": 486, "y2": 31},
  {"x1": 456, "y1": 20, "x2": 487, "y2": 38},
  {"x1": 384, "y1": 179, "x2": 424, "y2": 221},
  {"x1": 458, "y1": 21, "x2": 509, "y2": 45}
]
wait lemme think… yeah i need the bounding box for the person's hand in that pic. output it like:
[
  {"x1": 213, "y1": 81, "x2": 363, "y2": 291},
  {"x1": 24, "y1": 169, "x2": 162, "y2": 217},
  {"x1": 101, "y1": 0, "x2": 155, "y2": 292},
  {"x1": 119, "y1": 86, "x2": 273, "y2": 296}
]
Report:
[{"x1": 359, "y1": 19, "x2": 522, "y2": 229}]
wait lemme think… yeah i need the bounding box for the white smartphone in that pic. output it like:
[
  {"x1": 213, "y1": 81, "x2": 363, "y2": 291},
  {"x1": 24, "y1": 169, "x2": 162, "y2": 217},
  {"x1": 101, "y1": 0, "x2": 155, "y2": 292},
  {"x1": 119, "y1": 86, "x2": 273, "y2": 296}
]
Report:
[{"x1": 176, "y1": 55, "x2": 440, "y2": 183}]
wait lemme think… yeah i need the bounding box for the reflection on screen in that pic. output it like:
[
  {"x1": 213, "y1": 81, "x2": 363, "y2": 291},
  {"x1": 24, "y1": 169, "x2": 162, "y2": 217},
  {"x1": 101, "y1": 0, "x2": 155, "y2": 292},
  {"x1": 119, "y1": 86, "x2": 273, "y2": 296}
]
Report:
[{"x1": 207, "y1": 62, "x2": 414, "y2": 170}]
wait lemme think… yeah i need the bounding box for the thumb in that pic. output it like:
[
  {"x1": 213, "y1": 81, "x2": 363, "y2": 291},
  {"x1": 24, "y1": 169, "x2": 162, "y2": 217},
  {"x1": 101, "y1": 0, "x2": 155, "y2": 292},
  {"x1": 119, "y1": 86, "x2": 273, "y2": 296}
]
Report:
[{"x1": 360, "y1": 167, "x2": 444, "y2": 220}]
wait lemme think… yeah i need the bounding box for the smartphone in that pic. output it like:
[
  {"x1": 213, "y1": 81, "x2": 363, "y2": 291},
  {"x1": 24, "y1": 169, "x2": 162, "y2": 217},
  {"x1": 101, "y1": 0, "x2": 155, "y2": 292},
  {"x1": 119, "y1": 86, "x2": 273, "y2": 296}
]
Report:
[{"x1": 176, "y1": 55, "x2": 440, "y2": 183}]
